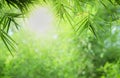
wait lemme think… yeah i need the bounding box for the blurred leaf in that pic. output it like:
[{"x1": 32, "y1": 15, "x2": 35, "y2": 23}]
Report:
[
  {"x1": 75, "y1": 16, "x2": 88, "y2": 32},
  {"x1": 115, "y1": 0, "x2": 120, "y2": 5}
]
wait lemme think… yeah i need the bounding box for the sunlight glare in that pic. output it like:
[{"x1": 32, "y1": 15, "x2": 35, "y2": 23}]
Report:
[{"x1": 26, "y1": 6, "x2": 54, "y2": 36}]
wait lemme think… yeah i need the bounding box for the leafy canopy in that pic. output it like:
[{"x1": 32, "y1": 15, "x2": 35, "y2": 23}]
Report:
[{"x1": 0, "y1": 0, "x2": 120, "y2": 54}]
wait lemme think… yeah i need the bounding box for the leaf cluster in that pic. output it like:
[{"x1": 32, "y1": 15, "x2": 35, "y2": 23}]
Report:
[{"x1": 0, "y1": 0, "x2": 39, "y2": 55}]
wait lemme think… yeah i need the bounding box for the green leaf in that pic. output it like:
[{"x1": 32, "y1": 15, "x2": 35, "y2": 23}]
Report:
[
  {"x1": 75, "y1": 16, "x2": 88, "y2": 32},
  {"x1": 89, "y1": 22, "x2": 97, "y2": 38},
  {"x1": 1, "y1": 33, "x2": 13, "y2": 56}
]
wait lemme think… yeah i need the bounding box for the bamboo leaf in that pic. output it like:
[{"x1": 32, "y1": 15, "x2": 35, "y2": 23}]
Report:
[
  {"x1": 75, "y1": 16, "x2": 88, "y2": 32},
  {"x1": 2, "y1": 33, "x2": 16, "y2": 50},
  {"x1": 6, "y1": 17, "x2": 11, "y2": 33},
  {"x1": 77, "y1": 21, "x2": 89, "y2": 36},
  {"x1": 1, "y1": 33, "x2": 13, "y2": 56},
  {"x1": 89, "y1": 22, "x2": 97, "y2": 38},
  {"x1": 11, "y1": 18, "x2": 20, "y2": 30},
  {"x1": 1, "y1": 30, "x2": 16, "y2": 44}
]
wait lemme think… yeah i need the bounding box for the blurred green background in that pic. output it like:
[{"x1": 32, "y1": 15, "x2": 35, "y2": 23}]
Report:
[
  {"x1": 0, "y1": 0, "x2": 120, "y2": 78},
  {"x1": 0, "y1": 17, "x2": 120, "y2": 78}
]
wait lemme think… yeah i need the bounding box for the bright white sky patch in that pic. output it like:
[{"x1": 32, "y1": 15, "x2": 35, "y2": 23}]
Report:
[{"x1": 26, "y1": 6, "x2": 55, "y2": 36}]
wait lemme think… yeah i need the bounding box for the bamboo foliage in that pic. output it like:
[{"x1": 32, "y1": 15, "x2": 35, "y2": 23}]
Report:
[
  {"x1": 49, "y1": 0, "x2": 120, "y2": 37},
  {"x1": 0, "y1": 0, "x2": 120, "y2": 54},
  {"x1": 0, "y1": 0, "x2": 39, "y2": 54}
]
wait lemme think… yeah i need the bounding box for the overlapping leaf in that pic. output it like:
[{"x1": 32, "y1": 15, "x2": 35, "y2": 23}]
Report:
[
  {"x1": 0, "y1": 13, "x2": 22, "y2": 55},
  {"x1": 5, "y1": 0, "x2": 38, "y2": 12}
]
